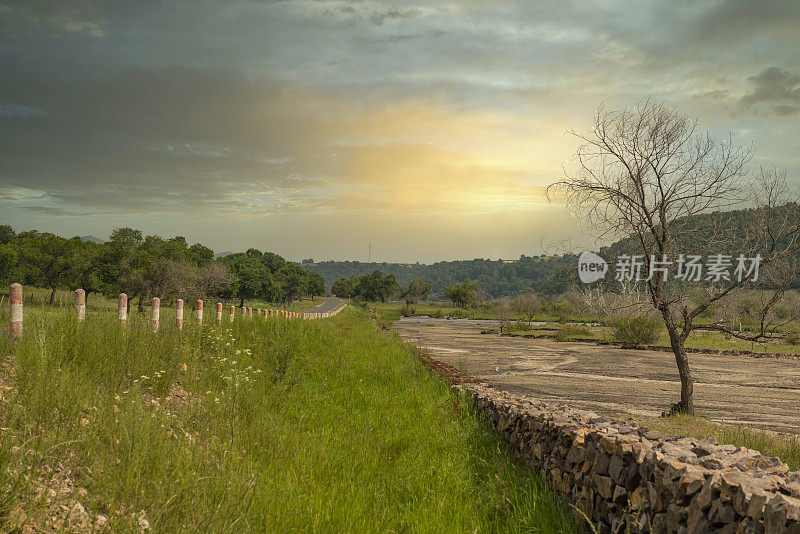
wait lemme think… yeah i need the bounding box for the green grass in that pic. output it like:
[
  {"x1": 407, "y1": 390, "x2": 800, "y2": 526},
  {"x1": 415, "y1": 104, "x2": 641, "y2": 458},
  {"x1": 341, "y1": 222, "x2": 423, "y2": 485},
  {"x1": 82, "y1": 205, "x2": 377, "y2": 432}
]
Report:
[
  {"x1": 0, "y1": 302, "x2": 576, "y2": 532},
  {"x1": 639, "y1": 415, "x2": 800, "y2": 471},
  {"x1": 370, "y1": 301, "x2": 596, "y2": 324}
]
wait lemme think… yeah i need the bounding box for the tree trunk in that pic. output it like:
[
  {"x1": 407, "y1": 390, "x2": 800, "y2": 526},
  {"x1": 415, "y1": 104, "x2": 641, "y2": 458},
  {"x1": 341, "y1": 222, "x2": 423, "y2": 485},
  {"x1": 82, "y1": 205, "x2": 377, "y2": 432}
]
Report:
[
  {"x1": 667, "y1": 329, "x2": 694, "y2": 414},
  {"x1": 240, "y1": 296, "x2": 244, "y2": 308},
  {"x1": 138, "y1": 294, "x2": 147, "y2": 313},
  {"x1": 49, "y1": 287, "x2": 57, "y2": 306}
]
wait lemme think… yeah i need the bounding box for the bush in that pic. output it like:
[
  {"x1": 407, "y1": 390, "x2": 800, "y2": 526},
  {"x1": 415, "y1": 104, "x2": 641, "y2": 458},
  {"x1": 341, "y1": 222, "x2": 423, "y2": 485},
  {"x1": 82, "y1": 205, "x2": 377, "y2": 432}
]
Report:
[
  {"x1": 431, "y1": 309, "x2": 443, "y2": 318},
  {"x1": 785, "y1": 329, "x2": 800, "y2": 346},
  {"x1": 612, "y1": 315, "x2": 660, "y2": 347},
  {"x1": 554, "y1": 325, "x2": 592, "y2": 342},
  {"x1": 540, "y1": 301, "x2": 574, "y2": 321},
  {"x1": 400, "y1": 303, "x2": 416, "y2": 317}
]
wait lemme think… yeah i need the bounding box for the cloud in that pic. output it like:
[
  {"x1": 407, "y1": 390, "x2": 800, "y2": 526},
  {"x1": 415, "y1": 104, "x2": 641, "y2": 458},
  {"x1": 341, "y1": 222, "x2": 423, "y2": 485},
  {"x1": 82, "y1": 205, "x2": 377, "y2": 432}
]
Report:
[
  {"x1": 1, "y1": 0, "x2": 799, "y2": 260},
  {"x1": 369, "y1": 7, "x2": 421, "y2": 25},
  {"x1": 367, "y1": 29, "x2": 444, "y2": 43},
  {"x1": 0, "y1": 103, "x2": 50, "y2": 118},
  {"x1": 0, "y1": 0, "x2": 106, "y2": 38},
  {"x1": 22, "y1": 205, "x2": 94, "y2": 216},
  {"x1": 740, "y1": 67, "x2": 800, "y2": 117},
  {"x1": 691, "y1": 0, "x2": 800, "y2": 46}
]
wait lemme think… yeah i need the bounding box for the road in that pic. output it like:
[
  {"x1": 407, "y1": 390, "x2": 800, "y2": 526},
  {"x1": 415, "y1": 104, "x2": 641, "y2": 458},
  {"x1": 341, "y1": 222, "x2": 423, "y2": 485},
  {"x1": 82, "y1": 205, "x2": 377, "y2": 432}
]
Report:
[
  {"x1": 308, "y1": 297, "x2": 345, "y2": 314},
  {"x1": 393, "y1": 317, "x2": 800, "y2": 433}
]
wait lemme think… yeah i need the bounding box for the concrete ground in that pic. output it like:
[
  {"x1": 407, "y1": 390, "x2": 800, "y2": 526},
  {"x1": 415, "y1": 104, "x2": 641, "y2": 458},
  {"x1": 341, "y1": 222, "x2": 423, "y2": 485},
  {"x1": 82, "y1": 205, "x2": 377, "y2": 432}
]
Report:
[
  {"x1": 393, "y1": 317, "x2": 800, "y2": 433},
  {"x1": 309, "y1": 297, "x2": 345, "y2": 314}
]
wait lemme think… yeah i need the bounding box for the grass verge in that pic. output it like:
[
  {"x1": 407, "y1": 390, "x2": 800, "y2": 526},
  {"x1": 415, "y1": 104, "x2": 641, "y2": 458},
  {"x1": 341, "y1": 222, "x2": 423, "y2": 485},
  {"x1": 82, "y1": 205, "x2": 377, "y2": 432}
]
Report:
[{"x1": 0, "y1": 303, "x2": 576, "y2": 532}]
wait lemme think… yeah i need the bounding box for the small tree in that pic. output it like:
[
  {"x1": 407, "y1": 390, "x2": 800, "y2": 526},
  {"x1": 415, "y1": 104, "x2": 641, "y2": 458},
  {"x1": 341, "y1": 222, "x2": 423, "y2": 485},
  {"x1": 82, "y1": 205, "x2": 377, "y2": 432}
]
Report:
[
  {"x1": 15, "y1": 231, "x2": 77, "y2": 305},
  {"x1": 402, "y1": 279, "x2": 432, "y2": 304},
  {"x1": 549, "y1": 100, "x2": 800, "y2": 414},
  {"x1": 513, "y1": 292, "x2": 540, "y2": 324},
  {"x1": 495, "y1": 299, "x2": 513, "y2": 333},
  {"x1": 444, "y1": 280, "x2": 478, "y2": 309}
]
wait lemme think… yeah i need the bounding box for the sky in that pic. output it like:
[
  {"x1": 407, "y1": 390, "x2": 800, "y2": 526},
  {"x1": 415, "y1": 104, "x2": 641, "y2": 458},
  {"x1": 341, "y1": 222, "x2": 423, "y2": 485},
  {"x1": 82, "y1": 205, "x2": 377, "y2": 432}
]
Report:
[{"x1": 1, "y1": 0, "x2": 799, "y2": 262}]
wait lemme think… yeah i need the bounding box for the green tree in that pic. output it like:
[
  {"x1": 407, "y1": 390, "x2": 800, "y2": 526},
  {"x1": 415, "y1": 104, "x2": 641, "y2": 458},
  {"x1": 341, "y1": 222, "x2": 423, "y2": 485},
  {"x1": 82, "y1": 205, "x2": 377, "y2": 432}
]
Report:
[
  {"x1": 444, "y1": 280, "x2": 478, "y2": 308},
  {"x1": 332, "y1": 271, "x2": 399, "y2": 302},
  {"x1": 15, "y1": 231, "x2": 78, "y2": 305},
  {"x1": 260, "y1": 251, "x2": 286, "y2": 273},
  {"x1": 222, "y1": 253, "x2": 271, "y2": 307},
  {"x1": 100, "y1": 227, "x2": 143, "y2": 301},
  {"x1": 305, "y1": 271, "x2": 326, "y2": 298},
  {"x1": 189, "y1": 243, "x2": 215, "y2": 266},
  {"x1": 332, "y1": 277, "x2": 356, "y2": 298},
  {"x1": 69, "y1": 240, "x2": 103, "y2": 303},
  {"x1": 402, "y1": 279, "x2": 431, "y2": 304},
  {"x1": 0, "y1": 224, "x2": 16, "y2": 244},
  {"x1": 0, "y1": 243, "x2": 18, "y2": 284},
  {"x1": 274, "y1": 264, "x2": 307, "y2": 304}
]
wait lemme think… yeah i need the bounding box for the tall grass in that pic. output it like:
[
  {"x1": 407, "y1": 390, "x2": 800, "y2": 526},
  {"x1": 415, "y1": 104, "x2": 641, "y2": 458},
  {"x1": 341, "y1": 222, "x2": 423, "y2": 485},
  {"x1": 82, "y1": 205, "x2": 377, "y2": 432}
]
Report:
[{"x1": 0, "y1": 304, "x2": 576, "y2": 532}]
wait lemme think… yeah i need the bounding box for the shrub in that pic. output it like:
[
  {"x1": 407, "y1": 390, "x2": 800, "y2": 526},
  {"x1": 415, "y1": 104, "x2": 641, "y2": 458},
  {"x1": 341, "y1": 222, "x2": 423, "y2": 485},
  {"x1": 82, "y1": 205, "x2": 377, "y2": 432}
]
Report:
[
  {"x1": 400, "y1": 303, "x2": 416, "y2": 317},
  {"x1": 554, "y1": 325, "x2": 592, "y2": 342},
  {"x1": 785, "y1": 329, "x2": 800, "y2": 346},
  {"x1": 541, "y1": 301, "x2": 574, "y2": 321},
  {"x1": 431, "y1": 309, "x2": 443, "y2": 318},
  {"x1": 612, "y1": 315, "x2": 660, "y2": 347}
]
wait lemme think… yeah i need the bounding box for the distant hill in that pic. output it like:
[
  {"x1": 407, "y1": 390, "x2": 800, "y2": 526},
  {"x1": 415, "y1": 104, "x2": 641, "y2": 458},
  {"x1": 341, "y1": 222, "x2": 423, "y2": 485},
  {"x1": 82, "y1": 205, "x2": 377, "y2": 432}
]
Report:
[
  {"x1": 600, "y1": 203, "x2": 800, "y2": 260},
  {"x1": 79, "y1": 235, "x2": 106, "y2": 244},
  {"x1": 214, "y1": 251, "x2": 234, "y2": 259},
  {"x1": 305, "y1": 203, "x2": 800, "y2": 297}
]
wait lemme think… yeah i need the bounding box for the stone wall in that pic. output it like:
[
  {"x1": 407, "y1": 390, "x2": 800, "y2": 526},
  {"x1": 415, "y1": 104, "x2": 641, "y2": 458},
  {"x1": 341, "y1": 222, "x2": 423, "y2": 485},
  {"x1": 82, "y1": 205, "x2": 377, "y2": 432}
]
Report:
[{"x1": 459, "y1": 383, "x2": 800, "y2": 533}]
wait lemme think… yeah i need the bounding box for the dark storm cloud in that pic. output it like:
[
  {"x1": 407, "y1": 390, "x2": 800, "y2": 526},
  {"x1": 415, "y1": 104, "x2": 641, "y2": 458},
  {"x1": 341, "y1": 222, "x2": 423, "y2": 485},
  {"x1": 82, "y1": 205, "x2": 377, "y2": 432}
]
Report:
[
  {"x1": 0, "y1": 0, "x2": 106, "y2": 38},
  {"x1": 0, "y1": 62, "x2": 343, "y2": 212},
  {"x1": 740, "y1": 67, "x2": 800, "y2": 117},
  {"x1": 690, "y1": 0, "x2": 800, "y2": 45}
]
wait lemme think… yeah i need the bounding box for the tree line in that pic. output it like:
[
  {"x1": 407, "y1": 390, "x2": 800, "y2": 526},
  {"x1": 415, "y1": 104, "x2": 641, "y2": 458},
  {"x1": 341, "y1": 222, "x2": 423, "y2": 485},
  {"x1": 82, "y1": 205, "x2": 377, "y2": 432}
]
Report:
[
  {"x1": 306, "y1": 255, "x2": 572, "y2": 298},
  {"x1": 0, "y1": 226, "x2": 324, "y2": 311}
]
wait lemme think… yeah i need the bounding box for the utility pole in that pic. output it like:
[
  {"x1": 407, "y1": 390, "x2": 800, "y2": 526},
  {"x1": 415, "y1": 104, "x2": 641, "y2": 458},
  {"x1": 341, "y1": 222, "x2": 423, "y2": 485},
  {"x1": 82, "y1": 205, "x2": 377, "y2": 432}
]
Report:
[{"x1": 368, "y1": 242, "x2": 372, "y2": 263}]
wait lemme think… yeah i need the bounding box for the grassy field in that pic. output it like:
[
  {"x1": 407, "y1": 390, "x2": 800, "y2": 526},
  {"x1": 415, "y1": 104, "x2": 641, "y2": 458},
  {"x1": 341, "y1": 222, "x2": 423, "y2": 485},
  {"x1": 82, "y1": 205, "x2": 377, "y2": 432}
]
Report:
[
  {"x1": 370, "y1": 301, "x2": 597, "y2": 324},
  {"x1": 0, "y1": 299, "x2": 576, "y2": 532}
]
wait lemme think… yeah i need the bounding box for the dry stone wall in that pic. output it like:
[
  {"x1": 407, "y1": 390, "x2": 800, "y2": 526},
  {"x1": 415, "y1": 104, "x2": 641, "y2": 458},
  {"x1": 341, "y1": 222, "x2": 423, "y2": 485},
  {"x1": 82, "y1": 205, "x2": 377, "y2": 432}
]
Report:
[{"x1": 458, "y1": 383, "x2": 800, "y2": 533}]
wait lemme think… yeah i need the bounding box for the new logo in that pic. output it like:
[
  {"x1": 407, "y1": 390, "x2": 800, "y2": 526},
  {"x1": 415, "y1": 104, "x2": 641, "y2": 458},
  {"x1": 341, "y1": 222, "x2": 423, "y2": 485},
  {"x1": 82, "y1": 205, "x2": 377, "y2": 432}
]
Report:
[{"x1": 578, "y1": 252, "x2": 608, "y2": 283}]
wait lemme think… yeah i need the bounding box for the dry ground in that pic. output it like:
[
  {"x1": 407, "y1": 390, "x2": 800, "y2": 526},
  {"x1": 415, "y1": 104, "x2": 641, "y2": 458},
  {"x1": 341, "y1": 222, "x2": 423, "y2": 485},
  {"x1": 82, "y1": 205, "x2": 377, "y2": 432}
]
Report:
[{"x1": 393, "y1": 317, "x2": 800, "y2": 433}]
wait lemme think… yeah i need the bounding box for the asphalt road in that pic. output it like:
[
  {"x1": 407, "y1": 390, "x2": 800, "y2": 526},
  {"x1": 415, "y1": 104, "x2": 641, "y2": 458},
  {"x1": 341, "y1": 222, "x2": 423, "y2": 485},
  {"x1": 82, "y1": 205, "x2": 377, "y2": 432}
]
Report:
[
  {"x1": 309, "y1": 297, "x2": 345, "y2": 314},
  {"x1": 394, "y1": 317, "x2": 800, "y2": 433}
]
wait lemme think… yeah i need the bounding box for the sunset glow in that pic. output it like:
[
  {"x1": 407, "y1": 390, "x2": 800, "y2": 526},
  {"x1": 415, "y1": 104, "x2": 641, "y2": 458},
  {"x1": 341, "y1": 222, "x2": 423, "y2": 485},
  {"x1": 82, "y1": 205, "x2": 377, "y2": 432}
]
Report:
[{"x1": 1, "y1": 1, "x2": 798, "y2": 261}]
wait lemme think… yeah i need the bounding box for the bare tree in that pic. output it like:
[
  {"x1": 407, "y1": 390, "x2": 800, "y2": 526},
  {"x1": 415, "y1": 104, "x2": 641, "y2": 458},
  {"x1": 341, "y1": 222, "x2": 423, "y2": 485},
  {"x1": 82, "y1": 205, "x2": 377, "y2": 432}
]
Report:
[
  {"x1": 514, "y1": 292, "x2": 541, "y2": 325},
  {"x1": 196, "y1": 261, "x2": 234, "y2": 298},
  {"x1": 548, "y1": 100, "x2": 800, "y2": 414},
  {"x1": 495, "y1": 298, "x2": 513, "y2": 334},
  {"x1": 569, "y1": 281, "x2": 651, "y2": 324}
]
